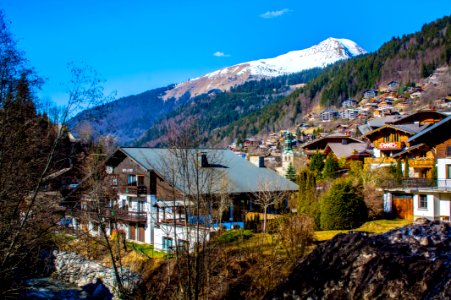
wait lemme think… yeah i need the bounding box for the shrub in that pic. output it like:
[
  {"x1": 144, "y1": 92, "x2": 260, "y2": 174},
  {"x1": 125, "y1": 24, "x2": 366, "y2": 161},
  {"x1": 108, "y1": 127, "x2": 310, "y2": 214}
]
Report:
[
  {"x1": 320, "y1": 178, "x2": 367, "y2": 230},
  {"x1": 217, "y1": 229, "x2": 253, "y2": 243}
]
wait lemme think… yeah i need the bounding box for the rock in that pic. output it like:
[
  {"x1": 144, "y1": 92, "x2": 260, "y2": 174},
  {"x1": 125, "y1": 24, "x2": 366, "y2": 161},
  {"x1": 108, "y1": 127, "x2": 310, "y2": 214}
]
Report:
[
  {"x1": 414, "y1": 217, "x2": 430, "y2": 225},
  {"x1": 265, "y1": 222, "x2": 451, "y2": 300}
]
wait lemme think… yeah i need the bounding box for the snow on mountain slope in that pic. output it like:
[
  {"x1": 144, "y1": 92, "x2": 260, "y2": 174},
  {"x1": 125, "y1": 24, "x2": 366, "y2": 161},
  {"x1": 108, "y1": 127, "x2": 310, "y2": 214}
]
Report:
[{"x1": 163, "y1": 38, "x2": 366, "y2": 100}]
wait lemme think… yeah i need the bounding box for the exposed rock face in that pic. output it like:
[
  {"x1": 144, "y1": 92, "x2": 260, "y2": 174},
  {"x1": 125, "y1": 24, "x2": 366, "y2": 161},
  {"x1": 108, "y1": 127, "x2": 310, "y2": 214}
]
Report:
[
  {"x1": 266, "y1": 219, "x2": 451, "y2": 299},
  {"x1": 52, "y1": 251, "x2": 140, "y2": 299}
]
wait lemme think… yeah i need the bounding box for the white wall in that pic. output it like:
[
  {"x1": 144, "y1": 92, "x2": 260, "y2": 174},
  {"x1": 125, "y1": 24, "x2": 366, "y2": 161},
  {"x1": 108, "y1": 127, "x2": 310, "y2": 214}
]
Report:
[{"x1": 413, "y1": 194, "x2": 435, "y2": 220}]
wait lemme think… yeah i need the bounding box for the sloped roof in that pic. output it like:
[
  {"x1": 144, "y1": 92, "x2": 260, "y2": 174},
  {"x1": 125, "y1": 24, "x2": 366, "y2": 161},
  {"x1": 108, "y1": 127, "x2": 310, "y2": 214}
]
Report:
[
  {"x1": 391, "y1": 110, "x2": 447, "y2": 125},
  {"x1": 117, "y1": 148, "x2": 298, "y2": 194},
  {"x1": 392, "y1": 143, "x2": 427, "y2": 158},
  {"x1": 367, "y1": 116, "x2": 402, "y2": 128},
  {"x1": 408, "y1": 115, "x2": 451, "y2": 144},
  {"x1": 325, "y1": 143, "x2": 371, "y2": 159},
  {"x1": 362, "y1": 123, "x2": 426, "y2": 138},
  {"x1": 301, "y1": 134, "x2": 364, "y2": 150}
]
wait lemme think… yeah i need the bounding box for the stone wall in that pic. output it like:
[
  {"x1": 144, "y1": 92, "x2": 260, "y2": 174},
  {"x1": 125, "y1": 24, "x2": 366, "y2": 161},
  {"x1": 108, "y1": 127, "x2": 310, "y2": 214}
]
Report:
[{"x1": 51, "y1": 251, "x2": 140, "y2": 298}]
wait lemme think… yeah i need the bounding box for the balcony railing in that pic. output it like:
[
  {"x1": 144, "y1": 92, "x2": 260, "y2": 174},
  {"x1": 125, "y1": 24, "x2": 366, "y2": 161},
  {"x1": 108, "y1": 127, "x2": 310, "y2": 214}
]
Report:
[
  {"x1": 383, "y1": 178, "x2": 451, "y2": 191},
  {"x1": 364, "y1": 157, "x2": 396, "y2": 165},
  {"x1": 409, "y1": 158, "x2": 435, "y2": 168},
  {"x1": 112, "y1": 208, "x2": 147, "y2": 222},
  {"x1": 119, "y1": 185, "x2": 147, "y2": 196}
]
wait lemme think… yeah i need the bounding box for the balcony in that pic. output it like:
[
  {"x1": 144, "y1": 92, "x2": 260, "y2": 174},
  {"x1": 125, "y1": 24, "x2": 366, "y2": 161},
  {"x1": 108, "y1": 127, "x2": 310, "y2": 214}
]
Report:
[
  {"x1": 383, "y1": 178, "x2": 451, "y2": 191},
  {"x1": 119, "y1": 185, "x2": 147, "y2": 196},
  {"x1": 374, "y1": 141, "x2": 402, "y2": 150},
  {"x1": 111, "y1": 208, "x2": 147, "y2": 222},
  {"x1": 409, "y1": 158, "x2": 435, "y2": 169},
  {"x1": 364, "y1": 157, "x2": 396, "y2": 165}
]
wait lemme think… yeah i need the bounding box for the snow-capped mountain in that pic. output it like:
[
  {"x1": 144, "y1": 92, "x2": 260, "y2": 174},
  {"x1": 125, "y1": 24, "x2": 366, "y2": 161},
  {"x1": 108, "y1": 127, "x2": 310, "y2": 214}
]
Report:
[{"x1": 163, "y1": 38, "x2": 366, "y2": 100}]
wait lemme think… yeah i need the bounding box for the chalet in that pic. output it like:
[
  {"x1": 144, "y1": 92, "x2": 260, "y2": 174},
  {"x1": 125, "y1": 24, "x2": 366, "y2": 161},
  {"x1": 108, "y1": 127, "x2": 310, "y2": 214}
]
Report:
[
  {"x1": 390, "y1": 110, "x2": 447, "y2": 126},
  {"x1": 362, "y1": 123, "x2": 426, "y2": 169},
  {"x1": 341, "y1": 99, "x2": 358, "y2": 108},
  {"x1": 363, "y1": 89, "x2": 377, "y2": 99},
  {"x1": 72, "y1": 148, "x2": 298, "y2": 251},
  {"x1": 340, "y1": 109, "x2": 360, "y2": 120},
  {"x1": 320, "y1": 109, "x2": 339, "y2": 122},
  {"x1": 387, "y1": 81, "x2": 400, "y2": 91},
  {"x1": 383, "y1": 116, "x2": 451, "y2": 221},
  {"x1": 301, "y1": 134, "x2": 367, "y2": 159}
]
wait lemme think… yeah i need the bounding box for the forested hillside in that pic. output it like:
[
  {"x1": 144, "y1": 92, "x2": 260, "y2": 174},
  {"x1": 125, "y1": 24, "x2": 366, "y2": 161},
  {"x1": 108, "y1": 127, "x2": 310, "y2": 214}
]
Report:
[
  {"x1": 69, "y1": 85, "x2": 180, "y2": 144},
  {"x1": 211, "y1": 15, "x2": 451, "y2": 143},
  {"x1": 134, "y1": 68, "x2": 323, "y2": 146}
]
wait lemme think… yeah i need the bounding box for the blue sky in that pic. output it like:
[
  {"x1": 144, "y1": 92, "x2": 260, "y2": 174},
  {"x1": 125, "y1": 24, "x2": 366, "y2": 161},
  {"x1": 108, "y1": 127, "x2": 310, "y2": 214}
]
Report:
[{"x1": 2, "y1": 0, "x2": 450, "y2": 105}]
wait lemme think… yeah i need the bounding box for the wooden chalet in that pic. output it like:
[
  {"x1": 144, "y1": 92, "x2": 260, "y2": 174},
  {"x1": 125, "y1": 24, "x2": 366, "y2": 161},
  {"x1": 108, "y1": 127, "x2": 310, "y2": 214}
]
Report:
[
  {"x1": 383, "y1": 116, "x2": 451, "y2": 221},
  {"x1": 72, "y1": 148, "x2": 298, "y2": 251}
]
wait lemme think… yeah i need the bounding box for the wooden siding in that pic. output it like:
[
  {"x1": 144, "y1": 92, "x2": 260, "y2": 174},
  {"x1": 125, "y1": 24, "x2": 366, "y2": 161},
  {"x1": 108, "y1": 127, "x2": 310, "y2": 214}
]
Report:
[
  {"x1": 392, "y1": 196, "x2": 413, "y2": 220},
  {"x1": 436, "y1": 138, "x2": 451, "y2": 158}
]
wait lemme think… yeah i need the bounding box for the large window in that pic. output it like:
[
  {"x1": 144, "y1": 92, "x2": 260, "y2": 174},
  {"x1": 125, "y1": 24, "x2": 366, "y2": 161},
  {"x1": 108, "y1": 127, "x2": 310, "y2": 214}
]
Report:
[{"x1": 418, "y1": 195, "x2": 427, "y2": 209}]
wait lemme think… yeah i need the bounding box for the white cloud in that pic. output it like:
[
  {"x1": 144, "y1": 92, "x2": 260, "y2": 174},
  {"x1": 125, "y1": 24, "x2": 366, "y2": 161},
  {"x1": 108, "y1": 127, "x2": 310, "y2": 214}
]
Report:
[
  {"x1": 213, "y1": 51, "x2": 230, "y2": 57},
  {"x1": 260, "y1": 8, "x2": 292, "y2": 19}
]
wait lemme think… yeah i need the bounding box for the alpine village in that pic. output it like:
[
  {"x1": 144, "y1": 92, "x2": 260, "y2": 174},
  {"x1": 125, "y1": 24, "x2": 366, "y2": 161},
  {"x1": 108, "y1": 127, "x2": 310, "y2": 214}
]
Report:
[{"x1": 1, "y1": 8, "x2": 451, "y2": 300}]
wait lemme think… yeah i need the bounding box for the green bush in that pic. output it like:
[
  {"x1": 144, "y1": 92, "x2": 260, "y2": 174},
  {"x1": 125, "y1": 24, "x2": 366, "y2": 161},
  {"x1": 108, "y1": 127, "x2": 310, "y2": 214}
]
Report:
[
  {"x1": 320, "y1": 178, "x2": 367, "y2": 230},
  {"x1": 217, "y1": 229, "x2": 253, "y2": 243}
]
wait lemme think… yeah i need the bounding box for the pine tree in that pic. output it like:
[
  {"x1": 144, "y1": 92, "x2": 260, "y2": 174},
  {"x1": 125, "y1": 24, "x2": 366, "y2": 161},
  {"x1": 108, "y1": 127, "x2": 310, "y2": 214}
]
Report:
[
  {"x1": 309, "y1": 152, "x2": 325, "y2": 176},
  {"x1": 297, "y1": 168, "x2": 320, "y2": 228},
  {"x1": 322, "y1": 154, "x2": 339, "y2": 179},
  {"x1": 285, "y1": 162, "x2": 296, "y2": 182}
]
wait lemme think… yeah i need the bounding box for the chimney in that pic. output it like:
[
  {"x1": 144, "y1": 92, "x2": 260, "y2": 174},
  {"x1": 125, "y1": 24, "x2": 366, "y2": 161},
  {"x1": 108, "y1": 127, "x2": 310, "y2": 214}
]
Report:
[
  {"x1": 198, "y1": 152, "x2": 208, "y2": 167},
  {"x1": 258, "y1": 156, "x2": 265, "y2": 168}
]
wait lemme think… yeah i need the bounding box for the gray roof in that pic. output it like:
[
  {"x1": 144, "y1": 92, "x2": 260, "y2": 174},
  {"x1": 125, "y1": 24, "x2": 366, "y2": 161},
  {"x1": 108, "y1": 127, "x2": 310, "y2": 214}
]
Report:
[
  {"x1": 325, "y1": 143, "x2": 370, "y2": 159},
  {"x1": 367, "y1": 116, "x2": 401, "y2": 128},
  {"x1": 119, "y1": 148, "x2": 298, "y2": 195}
]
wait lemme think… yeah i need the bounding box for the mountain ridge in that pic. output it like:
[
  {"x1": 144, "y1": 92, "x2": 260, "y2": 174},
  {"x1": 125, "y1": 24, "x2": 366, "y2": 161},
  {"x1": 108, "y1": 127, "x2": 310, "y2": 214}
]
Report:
[{"x1": 163, "y1": 37, "x2": 366, "y2": 100}]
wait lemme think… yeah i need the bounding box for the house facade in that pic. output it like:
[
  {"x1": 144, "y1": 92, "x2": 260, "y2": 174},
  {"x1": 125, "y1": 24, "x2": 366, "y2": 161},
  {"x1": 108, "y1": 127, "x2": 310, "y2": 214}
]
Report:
[
  {"x1": 71, "y1": 148, "x2": 298, "y2": 251},
  {"x1": 383, "y1": 116, "x2": 451, "y2": 221}
]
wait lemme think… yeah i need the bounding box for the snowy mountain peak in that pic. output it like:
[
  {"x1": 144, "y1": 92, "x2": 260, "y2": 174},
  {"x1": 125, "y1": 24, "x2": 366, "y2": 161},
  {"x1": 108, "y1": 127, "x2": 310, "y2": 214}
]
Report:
[{"x1": 163, "y1": 38, "x2": 366, "y2": 100}]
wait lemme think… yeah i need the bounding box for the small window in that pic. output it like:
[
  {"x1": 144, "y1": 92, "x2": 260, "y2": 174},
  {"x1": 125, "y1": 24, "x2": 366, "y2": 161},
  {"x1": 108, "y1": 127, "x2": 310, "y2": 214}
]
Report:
[
  {"x1": 112, "y1": 178, "x2": 118, "y2": 186},
  {"x1": 446, "y1": 146, "x2": 451, "y2": 157},
  {"x1": 137, "y1": 175, "x2": 145, "y2": 186},
  {"x1": 128, "y1": 174, "x2": 137, "y2": 186},
  {"x1": 447, "y1": 165, "x2": 451, "y2": 179},
  {"x1": 162, "y1": 237, "x2": 173, "y2": 250},
  {"x1": 418, "y1": 195, "x2": 427, "y2": 209}
]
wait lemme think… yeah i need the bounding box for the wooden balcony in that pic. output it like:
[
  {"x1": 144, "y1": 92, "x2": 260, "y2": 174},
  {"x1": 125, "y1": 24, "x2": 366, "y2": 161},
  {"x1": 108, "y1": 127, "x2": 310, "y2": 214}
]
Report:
[
  {"x1": 119, "y1": 185, "x2": 147, "y2": 196},
  {"x1": 374, "y1": 141, "x2": 402, "y2": 150},
  {"x1": 364, "y1": 157, "x2": 396, "y2": 165},
  {"x1": 409, "y1": 158, "x2": 435, "y2": 168},
  {"x1": 111, "y1": 208, "x2": 147, "y2": 222}
]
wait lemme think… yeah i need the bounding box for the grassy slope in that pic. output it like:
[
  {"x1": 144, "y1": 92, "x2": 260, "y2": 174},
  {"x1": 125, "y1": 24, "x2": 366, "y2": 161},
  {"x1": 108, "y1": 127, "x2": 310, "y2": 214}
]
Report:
[{"x1": 315, "y1": 219, "x2": 412, "y2": 241}]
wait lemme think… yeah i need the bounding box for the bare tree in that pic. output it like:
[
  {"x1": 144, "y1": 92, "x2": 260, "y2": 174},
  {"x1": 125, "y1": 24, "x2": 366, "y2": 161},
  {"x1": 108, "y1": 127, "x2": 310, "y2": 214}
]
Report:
[{"x1": 253, "y1": 180, "x2": 288, "y2": 233}]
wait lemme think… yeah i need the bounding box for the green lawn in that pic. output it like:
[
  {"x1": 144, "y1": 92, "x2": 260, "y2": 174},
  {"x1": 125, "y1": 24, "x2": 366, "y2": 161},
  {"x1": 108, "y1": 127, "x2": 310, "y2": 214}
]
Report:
[
  {"x1": 315, "y1": 219, "x2": 411, "y2": 241},
  {"x1": 126, "y1": 241, "x2": 166, "y2": 258}
]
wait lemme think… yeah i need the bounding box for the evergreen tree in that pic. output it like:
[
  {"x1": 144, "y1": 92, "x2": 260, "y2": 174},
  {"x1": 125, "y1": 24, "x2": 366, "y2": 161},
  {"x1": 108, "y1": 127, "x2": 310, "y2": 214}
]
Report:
[
  {"x1": 322, "y1": 154, "x2": 339, "y2": 179},
  {"x1": 404, "y1": 157, "x2": 410, "y2": 178},
  {"x1": 285, "y1": 162, "x2": 296, "y2": 182},
  {"x1": 320, "y1": 178, "x2": 367, "y2": 230},
  {"x1": 297, "y1": 168, "x2": 320, "y2": 228},
  {"x1": 309, "y1": 152, "x2": 325, "y2": 177}
]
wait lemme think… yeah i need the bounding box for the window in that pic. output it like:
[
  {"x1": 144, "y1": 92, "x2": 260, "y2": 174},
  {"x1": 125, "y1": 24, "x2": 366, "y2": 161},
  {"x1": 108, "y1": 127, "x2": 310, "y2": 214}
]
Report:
[
  {"x1": 112, "y1": 178, "x2": 118, "y2": 186},
  {"x1": 446, "y1": 146, "x2": 451, "y2": 157},
  {"x1": 137, "y1": 175, "x2": 144, "y2": 186},
  {"x1": 162, "y1": 237, "x2": 173, "y2": 250},
  {"x1": 128, "y1": 174, "x2": 137, "y2": 186},
  {"x1": 418, "y1": 195, "x2": 427, "y2": 209}
]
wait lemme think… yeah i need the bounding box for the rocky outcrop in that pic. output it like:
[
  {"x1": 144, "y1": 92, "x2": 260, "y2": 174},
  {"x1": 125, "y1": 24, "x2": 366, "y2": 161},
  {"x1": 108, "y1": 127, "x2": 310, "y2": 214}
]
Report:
[
  {"x1": 266, "y1": 219, "x2": 451, "y2": 299},
  {"x1": 52, "y1": 251, "x2": 141, "y2": 299}
]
